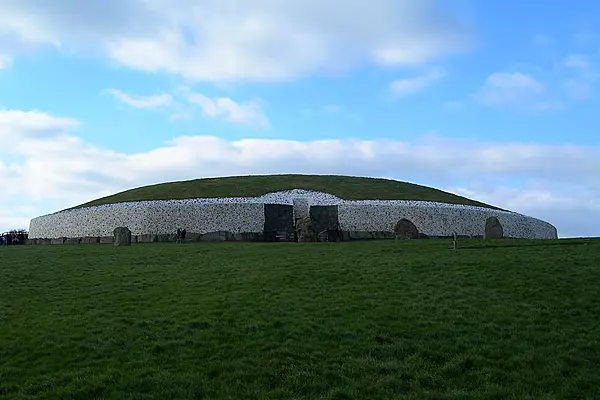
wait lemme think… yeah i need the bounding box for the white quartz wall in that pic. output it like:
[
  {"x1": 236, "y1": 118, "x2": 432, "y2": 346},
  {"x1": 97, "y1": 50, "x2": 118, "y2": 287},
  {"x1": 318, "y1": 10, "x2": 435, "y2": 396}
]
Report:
[
  {"x1": 338, "y1": 203, "x2": 557, "y2": 239},
  {"x1": 28, "y1": 189, "x2": 558, "y2": 239},
  {"x1": 28, "y1": 202, "x2": 265, "y2": 239}
]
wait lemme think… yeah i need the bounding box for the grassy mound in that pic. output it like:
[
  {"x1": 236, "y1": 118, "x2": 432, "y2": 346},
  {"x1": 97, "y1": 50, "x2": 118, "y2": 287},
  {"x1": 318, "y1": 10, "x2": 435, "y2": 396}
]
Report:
[
  {"x1": 71, "y1": 174, "x2": 502, "y2": 210},
  {"x1": 2, "y1": 239, "x2": 599, "y2": 398}
]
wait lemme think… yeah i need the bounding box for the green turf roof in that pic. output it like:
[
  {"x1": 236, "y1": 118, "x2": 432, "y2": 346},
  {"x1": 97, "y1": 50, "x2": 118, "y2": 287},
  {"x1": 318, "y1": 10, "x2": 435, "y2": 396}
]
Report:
[{"x1": 70, "y1": 174, "x2": 503, "y2": 211}]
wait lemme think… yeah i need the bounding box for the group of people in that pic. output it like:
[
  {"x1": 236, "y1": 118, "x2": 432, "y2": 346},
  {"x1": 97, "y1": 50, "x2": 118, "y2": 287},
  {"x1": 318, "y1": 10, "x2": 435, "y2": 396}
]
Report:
[
  {"x1": 0, "y1": 231, "x2": 27, "y2": 246},
  {"x1": 176, "y1": 228, "x2": 187, "y2": 243}
]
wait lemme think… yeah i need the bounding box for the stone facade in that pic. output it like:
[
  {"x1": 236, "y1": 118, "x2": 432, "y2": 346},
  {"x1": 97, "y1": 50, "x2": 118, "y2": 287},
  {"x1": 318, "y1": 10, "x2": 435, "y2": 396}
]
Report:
[
  {"x1": 28, "y1": 189, "x2": 558, "y2": 241},
  {"x1": 337, "y1": 203, "x2": 556, "y2": 239}
]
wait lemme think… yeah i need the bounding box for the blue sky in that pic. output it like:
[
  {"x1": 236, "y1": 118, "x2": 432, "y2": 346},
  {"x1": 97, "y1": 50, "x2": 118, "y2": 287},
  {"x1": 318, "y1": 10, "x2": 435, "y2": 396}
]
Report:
[{"x1": 1, "y1": 0, "x2": 600, "y2": 237}]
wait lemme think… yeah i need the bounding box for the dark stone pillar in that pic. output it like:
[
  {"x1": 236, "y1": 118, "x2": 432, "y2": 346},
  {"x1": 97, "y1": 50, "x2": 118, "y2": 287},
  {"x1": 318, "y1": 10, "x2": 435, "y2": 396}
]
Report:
[
  {"x1": 484, "y1": 216, "x2": 504, "y2": 239},
  {"x1": 394, "y1": 218, "x2": 419, "y2": 240},
  {"x1": 264, "y1": 204, "x2": 295, "y2": 242},
  {"x1": 309, "y1": 205, "x2": 340, "y2": 242}
]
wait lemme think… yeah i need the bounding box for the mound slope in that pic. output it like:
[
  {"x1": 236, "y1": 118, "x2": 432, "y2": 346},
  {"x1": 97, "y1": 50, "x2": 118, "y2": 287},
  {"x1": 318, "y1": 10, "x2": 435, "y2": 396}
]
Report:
[{"x1": 70, "y1": 174, "x2": 503, "y2": 210}]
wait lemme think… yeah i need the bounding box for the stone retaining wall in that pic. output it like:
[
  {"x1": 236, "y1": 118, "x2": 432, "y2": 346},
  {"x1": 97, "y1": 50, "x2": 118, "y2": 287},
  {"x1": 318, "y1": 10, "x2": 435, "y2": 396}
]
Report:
[
  {"x1": 338, "y1": 204, "x2": 557, "y2": 239},
  {"x1": 29, "y1": 202, "x2": 265, "y2": 239},
  {"x1": 28, "y1": 189, "x2": 558, "y2": 241}
]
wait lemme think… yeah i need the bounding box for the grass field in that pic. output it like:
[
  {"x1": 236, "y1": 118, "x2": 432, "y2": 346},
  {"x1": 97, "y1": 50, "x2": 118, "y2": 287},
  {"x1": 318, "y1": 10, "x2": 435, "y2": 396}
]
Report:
[
  {"x1": 71, "y1": 174, "x2": 501, "y2": 210},
  {"x1": 2, "y1": 238, "x2": 600, "y2": 399}
]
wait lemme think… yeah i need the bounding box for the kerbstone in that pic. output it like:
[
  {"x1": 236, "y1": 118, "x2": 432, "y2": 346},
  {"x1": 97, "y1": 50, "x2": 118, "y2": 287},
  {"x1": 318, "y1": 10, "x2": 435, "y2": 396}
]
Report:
[
  {"x1": 394, "y1": 218, "x2": 419, "y2": 240},
  {"x1": 484, "y1": 216, "x2": 504, "y2": 239},
  {"x1": 113, "y1": 227, "x2": 132, "y2": 246}
]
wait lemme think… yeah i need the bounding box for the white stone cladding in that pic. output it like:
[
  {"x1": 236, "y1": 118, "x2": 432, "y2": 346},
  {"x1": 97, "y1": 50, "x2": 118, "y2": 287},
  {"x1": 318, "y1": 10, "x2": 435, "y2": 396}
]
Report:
[
  {"x1": 337, "y1": 204, "x2": 557, "y2": 239},
  {"x1": 28, "y1": 189, "x2": 558, "y2": 239},
  {"x1": 29, "y1": 202, "x2": 265, "y2": 239}
]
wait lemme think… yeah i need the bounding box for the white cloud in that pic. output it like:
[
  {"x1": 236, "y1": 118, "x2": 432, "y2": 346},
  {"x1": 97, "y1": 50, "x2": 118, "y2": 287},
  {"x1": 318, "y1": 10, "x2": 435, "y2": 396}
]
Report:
[
  {"x1": 478, "y1": 72, "x2": 545, "y2": 101},
  {"x1": 474, "y1": 72, "x2": 561, "y2": 110},
  {"x1": 443, "y1": 100, "x2": 464, "y2": 111},
  {"x1": 563, "y1": 54, "x2": 590, "y2": 69},
  {"x1": 187, "y1": 93, "x2": 269, "y2": 127},
  {"x1": 301, "y1": 105, "x2": 343, "y2": 116},
  {"x1": 323, "y1": 104, "x2": 340, "y2": 113},
  {"x1": 104, "y1": 89, "x2": 173, "y2": 109},
  {"x1": 564, "y1": 79, "x2": 592, "y2": 100},
  {"x1": 0, "y1": 0, "x2": 472, "y2": 82},
  {"x1": 450, "y1": 185, "x2": 600, "y2": 238},
  {"x1": 169, "y1": 112, "x2": 193, "y2": 121},
  {"x1": 1, "y1": 109, "x2": 600, "y2": 238},
  {"x1": 390, "y1": 67, "x2": 446, "y2": 96},
  {"x1": 560, "y1": 53, "x2": 597, "y2": 100},
  {"x1": 100, "y1": 88, "x2": 269, "y2": 127},
  {"x1": 0, "y1": 54, "x2": 12, "y2": 69},
  {"x1": 0, "y1": 109, "x2": 79, "y2": 137}
]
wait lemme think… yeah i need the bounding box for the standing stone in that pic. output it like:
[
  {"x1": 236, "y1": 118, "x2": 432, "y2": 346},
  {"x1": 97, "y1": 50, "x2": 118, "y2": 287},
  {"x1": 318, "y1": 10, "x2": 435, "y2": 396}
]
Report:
[
  {"x1": 113, "y1": 227, "x2": 132, "y2": 246},
  {"x1": 296, "y1": 216, "x2": 317, "y2": 242},
  {"x1": 309, "y1": 205, "x2": 340, "y2": 242},
  {"x1": 484, "y1": 216, "x2": 504, "y2": 239},
  {"x1": 394, "y1": 218, "x2": 419, "y2": 240},
  {"x1": 293, "y1": 198, "x2": 310, "y2": 219},
  {"x1": 264, "y1": 204, "x2": 295, "y2": 242}
]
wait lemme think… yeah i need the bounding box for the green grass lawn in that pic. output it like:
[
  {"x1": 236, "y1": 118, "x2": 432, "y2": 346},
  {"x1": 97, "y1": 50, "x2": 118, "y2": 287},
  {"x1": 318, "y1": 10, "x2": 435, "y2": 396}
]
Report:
[
  {"x1": 1, "y1": 239, "x2": 600, "y2": 399},
  {"x1": 71, "y1": 174, "x2": 501, "y2": 210}
]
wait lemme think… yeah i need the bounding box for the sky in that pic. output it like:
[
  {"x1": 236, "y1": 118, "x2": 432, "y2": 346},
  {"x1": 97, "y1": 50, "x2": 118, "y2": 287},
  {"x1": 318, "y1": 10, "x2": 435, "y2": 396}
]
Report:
[{"x1": 0, "y1": 0, "x2": 599, "y2": 238}]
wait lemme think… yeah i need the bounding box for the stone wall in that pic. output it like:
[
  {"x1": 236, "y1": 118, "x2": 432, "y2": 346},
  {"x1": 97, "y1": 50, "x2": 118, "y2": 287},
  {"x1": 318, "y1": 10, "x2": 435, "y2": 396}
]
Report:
[
  {"x1": 28, "y1": 189, "x2": 558, "y2": 240},
  {"x1": 29, "y1": 202, "x2": 265, "y2": 239},
  {"x1": 338, "y1": 203, "x2": 557, "y2": 239}
]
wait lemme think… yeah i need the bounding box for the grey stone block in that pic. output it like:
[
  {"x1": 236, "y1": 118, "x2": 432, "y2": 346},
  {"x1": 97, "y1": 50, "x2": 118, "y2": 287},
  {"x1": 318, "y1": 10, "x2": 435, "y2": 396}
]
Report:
[
  {"x1": 394, "y1": 218, "x2": 419, "y2": 240},
  {"x1": 264, "y1": 204, "x2": 294, "y2": 242},
  {"x1": 309, "y1": 205, "x2": 339, "y2": 234},
  {"x1": 113, "y1": 227, "x2": 132, "y2": 246},
  {"x1": 485, "y1": 216, "x2": 504, "y2": 239}
]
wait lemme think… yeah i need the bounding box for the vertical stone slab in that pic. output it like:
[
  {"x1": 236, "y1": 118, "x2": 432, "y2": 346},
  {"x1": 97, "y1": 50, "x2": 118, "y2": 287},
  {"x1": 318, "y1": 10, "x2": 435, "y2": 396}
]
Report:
[
  {"x1": 113, "y1": 227, "x2": 132, "y2": 246},
  {"x1": 263, "y1": 204, "x2": 295, "y2": 242},
  {"x1": 484, "y1": 216, "x2": 504, "y2": 239},
  {"x1": 292, "y1": 198, "x2": 310, "y2": 220},
  {"x1": 309, "y1": 205, "x2": 340, "y2": 242},
  {"x1": 394, "y1": 218, "x2": 419, "y2": 240}
]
